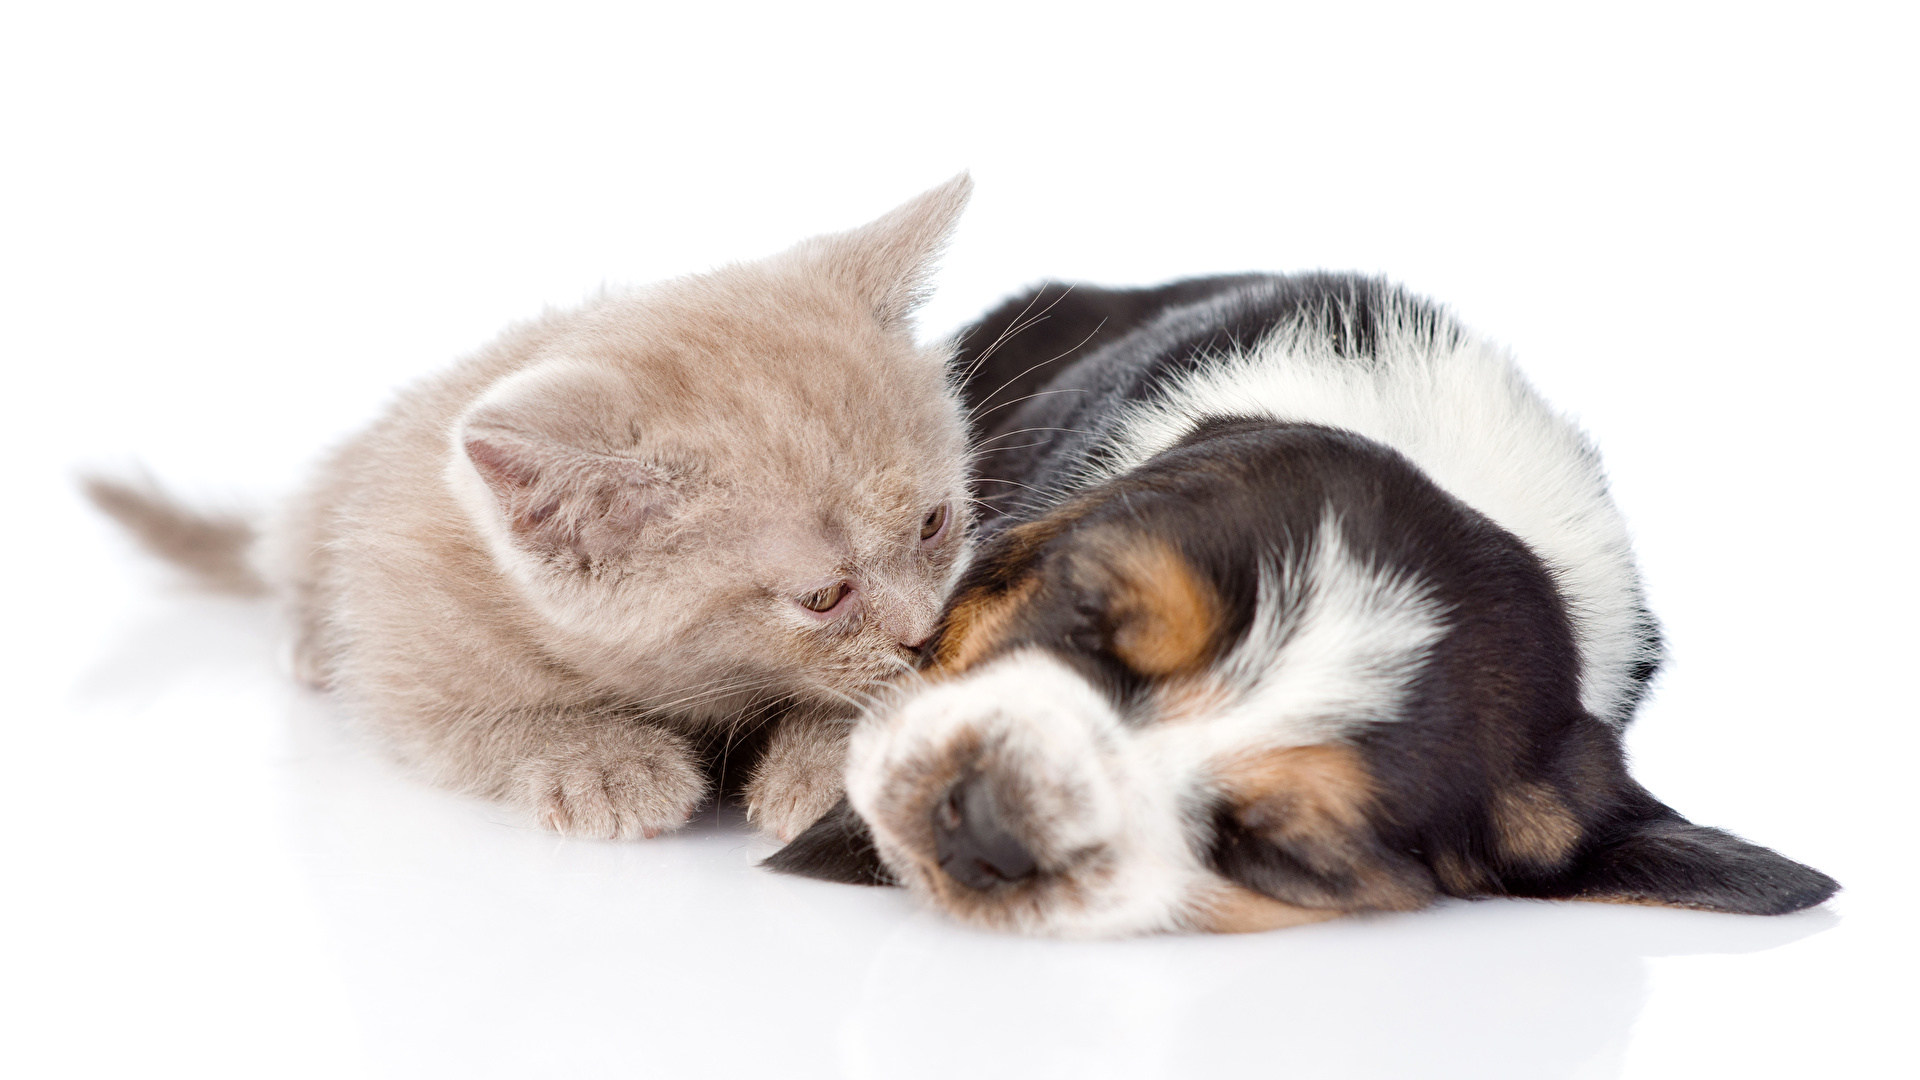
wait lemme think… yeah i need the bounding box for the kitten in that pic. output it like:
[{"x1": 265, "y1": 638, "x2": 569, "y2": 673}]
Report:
[{"x1": 87, "y1": 176, "x2": 976, "y2": 842}]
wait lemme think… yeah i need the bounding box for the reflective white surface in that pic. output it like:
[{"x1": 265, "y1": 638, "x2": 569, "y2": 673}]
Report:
[
  {"x1": 7, "y1": 584, "x2": 1904, "y2": 1078},
  {"x1": 5, "y1": 3, "x2": 1915, "y2": 1077}
]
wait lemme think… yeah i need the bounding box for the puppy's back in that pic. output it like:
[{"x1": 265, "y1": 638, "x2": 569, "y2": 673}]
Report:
[{"x1": 960, "y1": 275, "x2": 1661, "y2": 725}]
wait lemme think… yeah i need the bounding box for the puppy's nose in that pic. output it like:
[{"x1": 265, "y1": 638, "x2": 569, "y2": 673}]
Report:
[{"x1": 933, "y1": 774, "x2": 1037, "y2": 889}]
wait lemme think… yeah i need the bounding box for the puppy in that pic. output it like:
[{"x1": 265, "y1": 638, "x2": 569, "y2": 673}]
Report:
[{"x1": 768, "y1": 274, "x2": 1838, "y2": 936}]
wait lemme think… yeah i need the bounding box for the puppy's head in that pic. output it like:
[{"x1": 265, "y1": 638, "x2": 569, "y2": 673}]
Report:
[{"x1": 773, "y1": 423, "x2": 1837, "y2": 935}]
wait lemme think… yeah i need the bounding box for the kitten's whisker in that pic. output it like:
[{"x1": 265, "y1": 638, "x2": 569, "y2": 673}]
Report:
[
  {"x1": 957, "y1": 284, "x2": 1078, "y2": 382},
  {"x1": 963, "y1": 311, "x2": 1051, "y2": 380},
  {"x1": 618, "y1": 673, "x2": 789, "y2": 717},
  {"x1": 971, "y1": 476, "x2": 1048, "y2": 495},
  {"x1": 721, "y1": 693, "x2": 793, "y2": 744},
  {"x1": 638, "y1": 682, "x2": 770, "y2": 714},
  {"x1": 710, "y1": 692, "x2": 807, "y2": 823},
  {"x1": 968, "y1": 388, "x2": 1088, "y2": 425},
  {"x1": 810, "y1": 685, "x2": 866, "y2": 714},
  {"x1": 966, "y1": 319, "x2": 1107, "y2": 421},
  {"x1": 848, "y1": 668, "x2": 924, "y2": 718},
  {"x1": 972, "y1": 425, "x2": 1091, "y2": 449}
]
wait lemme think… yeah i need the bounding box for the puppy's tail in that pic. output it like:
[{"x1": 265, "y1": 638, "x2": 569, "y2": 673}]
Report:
[{"x1": 82, "y1": 473, "x2": 267, "y2": 596}]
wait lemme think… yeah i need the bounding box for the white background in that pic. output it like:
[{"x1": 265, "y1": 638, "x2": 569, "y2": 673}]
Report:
[{"x1": 4, "y1": 2, "x2": 1915, "y2": 1077}]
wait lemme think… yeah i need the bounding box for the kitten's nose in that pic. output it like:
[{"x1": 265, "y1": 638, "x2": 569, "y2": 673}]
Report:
[
  {"x1": 880, "y1": 614, "x2": 933, "y2": 651},
  {"x1": 905, "y1": 637, "x2": 937, "y2": 667},
  {"x1": 932, "y1": 774, "x2": 1037, "y2": 889}
]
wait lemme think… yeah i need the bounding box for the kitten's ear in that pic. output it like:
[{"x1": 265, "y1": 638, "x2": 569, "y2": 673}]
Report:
[
  {"x1": 459, "y1": 422, "x2": 676, "y2": 559},
  {"x1": 1514, "y1": 813, "x2": 1839, "y2": 915},
  {"x1": 804, "y1": 172, "x2": 972, "y2": 333}
]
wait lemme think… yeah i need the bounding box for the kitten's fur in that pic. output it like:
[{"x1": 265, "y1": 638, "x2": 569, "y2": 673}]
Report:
[{"x1": 89, "y1": 176, "x2": 976, "y2": 842}]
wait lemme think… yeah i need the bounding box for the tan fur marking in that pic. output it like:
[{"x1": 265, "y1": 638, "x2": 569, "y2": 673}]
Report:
[
  {"x1": 1199, "y1": 884, "x2": 1344, "y2": 933},
  {"x1": 1217, "y1": 743, "x2": 1376, "y2": 836},
  {"x1": 1215, "y1": 743, "x2": 1434, "y2": 913},
  {"x1": 1096, "y1": 536, "x2": 1222, "y2": 678},
  {"x1": 1572, "y1": 893, "x2": 1738, "y2": 913},
  {"x1": 1433, "y1": 851, "x2": 1494, "y2": 895},
  {"x1": 1492, "y1": 782, "x2": 1581, "y2": 868},
  {"x1": 931, "y1": 573, "x2": 1040, "y2": 673},
  {"x1": 997, "y1": 514, "x2": 1076, "y2": 566},
  {"x1": 926, "y1": 509, "x2": 1082, "y2": 673},
  {"x1": 1051, "y1": 528, "x2": 1222, "y2": 681},
  {"x1": 1575, "y1": 895, "x2": 1674, "y2": 909}
]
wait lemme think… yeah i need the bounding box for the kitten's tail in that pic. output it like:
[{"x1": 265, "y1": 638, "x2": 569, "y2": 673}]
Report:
[{"x1": 82, "y1": 473, "x2": 267, "y2": 596}]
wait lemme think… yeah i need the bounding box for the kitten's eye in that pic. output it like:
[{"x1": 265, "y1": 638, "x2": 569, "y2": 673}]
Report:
[
  {"x1": 799, "y1": 582, "x2": 850, "y2": 613},
  {"x1": 919, "y1": 503, "x2": 950, "y2": 544}
]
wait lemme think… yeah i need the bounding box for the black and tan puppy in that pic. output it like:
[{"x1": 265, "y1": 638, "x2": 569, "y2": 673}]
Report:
[{"x1": 769, "y1": 275, "x2": 1836, "y2": 936}]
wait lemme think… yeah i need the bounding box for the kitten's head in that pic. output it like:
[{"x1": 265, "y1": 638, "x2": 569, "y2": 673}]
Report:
[{"x1": 447, "y1": 176, "x2": 975, "y2": 715}]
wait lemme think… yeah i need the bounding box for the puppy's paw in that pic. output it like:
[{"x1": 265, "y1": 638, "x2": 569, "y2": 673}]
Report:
[
  {"x1": 745, "y1": 716, "x2": 850, "y2": 843},
  {"x1": 510, "y1": 727, "x2": 707, "y2": 840}
]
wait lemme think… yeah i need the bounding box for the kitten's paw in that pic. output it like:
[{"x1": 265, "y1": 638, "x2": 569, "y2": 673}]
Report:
[
  {"x1": 745, "y1": 717, "x2": 849, "y2": 843},
  {"x1": 286, "y1": 639, "x2": 331, "y2": 691},
  {"x1": 511, "y1": 729, "x2": 707, "y2": 840}
]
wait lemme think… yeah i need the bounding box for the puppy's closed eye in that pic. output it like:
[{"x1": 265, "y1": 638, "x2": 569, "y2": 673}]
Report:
[
  {"x1": 1208, "y1": 744, "x2": 1436, "y2": 913},
  {"x1": 1070, "y1": 533, "x2": 1223, "y2": 679}
]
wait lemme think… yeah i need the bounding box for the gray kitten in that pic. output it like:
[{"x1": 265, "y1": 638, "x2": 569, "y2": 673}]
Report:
[{"x1": 89, "y1": 176, "x2": 976, "y2": 842}]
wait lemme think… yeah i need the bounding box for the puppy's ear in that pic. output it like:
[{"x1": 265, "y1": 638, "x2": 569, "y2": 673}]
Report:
[
  {"x1": 795, "y1": 173, "x2": 971, "y2": 333},
  {"x1": 761, "y1": 797, "x2": 898, "y2": 887},
  {"x1": 1208, "y1": 745, "x2": 1436, "y2": 912},
  {"x1": 1514, "y1": 813, "x2": 1838, "y2": 915}
]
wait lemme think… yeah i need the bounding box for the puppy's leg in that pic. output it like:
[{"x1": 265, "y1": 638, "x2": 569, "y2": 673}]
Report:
[{"x1": 744, "y1": 709, "x2": 851, "y2": 843}]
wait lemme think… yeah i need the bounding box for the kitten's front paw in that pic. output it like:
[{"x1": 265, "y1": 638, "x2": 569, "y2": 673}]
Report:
[
  {"x1": 510, "y1": 728, "x2": 707, "y2": 840},
  {"x1": 745, "y1": 717, "x2": 849, "y2": 843}
]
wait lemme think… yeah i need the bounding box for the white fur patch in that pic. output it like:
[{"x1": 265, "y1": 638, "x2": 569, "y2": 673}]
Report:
[
  {"x1": 847, "y1": 651, "x2": 1209, "y2": 937},
  {"x1": 1092, "y1": 302, "x2": 1652, "y2": 724},
  {"x1": 1151, "y1": 514, "x2": 1448, "y2": 766}
]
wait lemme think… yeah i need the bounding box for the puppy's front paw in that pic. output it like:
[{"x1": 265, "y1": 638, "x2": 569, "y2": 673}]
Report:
[
  {"x1": 745, "y1": 717, "x2": 849, "y2": 843},
  {"x1": 510, "y1": 727, "x2": 707, "y2": 840}
]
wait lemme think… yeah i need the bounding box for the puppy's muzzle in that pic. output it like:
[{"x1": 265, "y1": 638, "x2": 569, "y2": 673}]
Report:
[{"x1": 932, "y1": 773, "x2": 1038, "y2": 889}]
